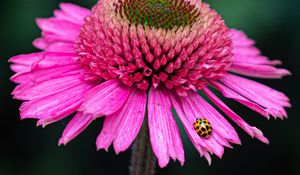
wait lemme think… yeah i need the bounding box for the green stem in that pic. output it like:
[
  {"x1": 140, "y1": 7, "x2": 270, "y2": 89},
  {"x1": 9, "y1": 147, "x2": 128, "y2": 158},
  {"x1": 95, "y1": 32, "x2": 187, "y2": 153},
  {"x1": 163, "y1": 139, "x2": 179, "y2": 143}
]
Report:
[{"x1": 129, "y1": 118, "x2": 156, "y2": 175}]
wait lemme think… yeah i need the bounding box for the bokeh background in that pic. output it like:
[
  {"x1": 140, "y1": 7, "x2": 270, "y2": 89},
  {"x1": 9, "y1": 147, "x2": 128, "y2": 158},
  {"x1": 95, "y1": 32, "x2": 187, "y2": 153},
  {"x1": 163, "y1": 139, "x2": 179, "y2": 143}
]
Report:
[{"x1": 1, "y1": 0, "x2": 299, "y2": 175}]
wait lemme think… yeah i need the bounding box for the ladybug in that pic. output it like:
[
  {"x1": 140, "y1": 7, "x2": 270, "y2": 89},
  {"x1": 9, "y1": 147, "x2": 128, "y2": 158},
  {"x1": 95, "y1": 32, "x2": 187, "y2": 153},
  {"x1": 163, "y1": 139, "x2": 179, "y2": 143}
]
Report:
[{"x1": 193, "y1": 118, "x2": 212, "y2": 139}]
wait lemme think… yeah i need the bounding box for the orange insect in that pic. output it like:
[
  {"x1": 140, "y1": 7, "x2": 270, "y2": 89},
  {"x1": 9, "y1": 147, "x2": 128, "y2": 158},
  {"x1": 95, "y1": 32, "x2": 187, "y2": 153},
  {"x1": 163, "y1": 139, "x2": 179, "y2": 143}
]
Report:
[{"x1": 193, "y1": 118, "x2": 212, "y2": 139}]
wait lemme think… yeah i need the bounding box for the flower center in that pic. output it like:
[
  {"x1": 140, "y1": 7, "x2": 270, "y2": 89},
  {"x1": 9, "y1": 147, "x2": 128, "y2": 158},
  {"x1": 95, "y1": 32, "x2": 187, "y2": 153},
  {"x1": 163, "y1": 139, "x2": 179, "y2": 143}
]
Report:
[
  {"x1": 114, "y1": 0, "x2": 201, "y2": 30},
  {"x1": 76, "y1": 0, "x2": 233, "y2": 96}
]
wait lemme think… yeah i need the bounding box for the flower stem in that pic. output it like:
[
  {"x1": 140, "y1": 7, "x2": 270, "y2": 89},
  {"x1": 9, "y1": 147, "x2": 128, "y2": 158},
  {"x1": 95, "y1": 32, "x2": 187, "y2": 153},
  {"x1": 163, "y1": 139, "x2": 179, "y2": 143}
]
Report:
[{"x1": 130, "y1": 118, "x2": 156, "y2": 175}]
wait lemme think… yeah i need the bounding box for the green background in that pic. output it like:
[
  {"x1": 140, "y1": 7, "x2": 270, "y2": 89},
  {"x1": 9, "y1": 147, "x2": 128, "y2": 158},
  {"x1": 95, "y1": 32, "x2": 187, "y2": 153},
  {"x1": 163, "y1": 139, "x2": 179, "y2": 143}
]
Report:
[{"x1": 0, "y1": 0, "x2": 299, "y2": 175}]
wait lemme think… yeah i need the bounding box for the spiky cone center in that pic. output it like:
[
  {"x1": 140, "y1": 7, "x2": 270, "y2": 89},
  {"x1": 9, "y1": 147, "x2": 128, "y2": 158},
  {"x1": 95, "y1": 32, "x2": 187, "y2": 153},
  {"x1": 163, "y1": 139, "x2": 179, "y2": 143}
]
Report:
[{"x1": 76, "y1": 0, "x2": 233, "y2": 96}]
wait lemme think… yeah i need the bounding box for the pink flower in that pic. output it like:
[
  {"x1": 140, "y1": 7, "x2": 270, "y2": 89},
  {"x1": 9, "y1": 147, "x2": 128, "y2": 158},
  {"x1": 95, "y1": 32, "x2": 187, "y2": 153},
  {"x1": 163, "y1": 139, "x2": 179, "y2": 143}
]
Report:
[{"x1": 10, "y1": 0, "x2": 291, "y2": 168}]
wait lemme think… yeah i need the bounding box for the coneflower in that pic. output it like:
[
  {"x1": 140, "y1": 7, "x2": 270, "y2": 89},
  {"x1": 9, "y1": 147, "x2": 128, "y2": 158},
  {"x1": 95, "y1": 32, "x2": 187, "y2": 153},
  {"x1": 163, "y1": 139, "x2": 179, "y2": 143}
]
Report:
[{"x1": 10, "y1": 0, "x2": 291, "y2": 174}]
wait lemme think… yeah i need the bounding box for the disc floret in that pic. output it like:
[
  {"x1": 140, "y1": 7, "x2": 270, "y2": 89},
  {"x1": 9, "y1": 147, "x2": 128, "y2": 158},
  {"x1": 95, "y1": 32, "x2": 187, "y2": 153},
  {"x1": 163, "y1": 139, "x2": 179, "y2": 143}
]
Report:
[{"x1": 114, "y1": 0, "x2": 201, "y2": 30}]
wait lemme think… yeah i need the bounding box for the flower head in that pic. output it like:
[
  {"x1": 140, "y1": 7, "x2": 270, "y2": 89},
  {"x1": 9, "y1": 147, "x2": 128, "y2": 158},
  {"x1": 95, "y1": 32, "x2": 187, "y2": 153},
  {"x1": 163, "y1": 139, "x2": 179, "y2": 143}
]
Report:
[
  {"x1": 10, "y1": 0, "x2": 291, "y2": 167},
  {"x1": 77, "y1": 0, "x2": 232, "y2": 96}
]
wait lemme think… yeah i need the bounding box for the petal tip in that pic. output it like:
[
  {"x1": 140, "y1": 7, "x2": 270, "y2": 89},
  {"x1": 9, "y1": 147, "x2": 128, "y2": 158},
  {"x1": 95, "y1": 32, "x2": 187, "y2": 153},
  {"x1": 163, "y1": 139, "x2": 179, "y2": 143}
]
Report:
[{"x1": 58, "y1": 138, "x2": 68, "y2": 146}]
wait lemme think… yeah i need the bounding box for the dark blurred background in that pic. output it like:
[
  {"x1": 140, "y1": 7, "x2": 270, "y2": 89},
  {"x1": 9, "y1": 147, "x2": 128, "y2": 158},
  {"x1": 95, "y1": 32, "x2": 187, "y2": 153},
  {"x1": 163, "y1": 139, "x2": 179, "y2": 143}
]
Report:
[{"x1": 0, "y1": 0, "x2": 299, "y2": 175}]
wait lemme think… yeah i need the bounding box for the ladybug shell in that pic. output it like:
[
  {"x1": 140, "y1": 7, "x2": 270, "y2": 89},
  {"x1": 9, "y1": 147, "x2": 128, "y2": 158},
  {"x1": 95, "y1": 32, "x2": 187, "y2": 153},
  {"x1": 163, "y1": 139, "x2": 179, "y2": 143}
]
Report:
[{"x1": 193, "y1": 118, "x2": 212, "y2": 139}]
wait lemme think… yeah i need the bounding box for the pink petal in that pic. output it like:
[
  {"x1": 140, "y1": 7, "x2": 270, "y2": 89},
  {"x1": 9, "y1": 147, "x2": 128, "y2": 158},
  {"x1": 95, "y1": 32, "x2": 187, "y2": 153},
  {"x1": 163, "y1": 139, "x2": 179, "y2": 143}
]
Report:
[
  {"x1": 32, "y1": 38, "x2": 49, "y2": 51},
  {"x1": 169, "y1": 92, "x2": 214, "y2": 165},
  {"x1": 32, "y1": 3, "x2": 90, "y2": 52},
  {"x1": 96, "y1": 89, "x2": 147, "y2": 153},
  {"x1": 10, "y1": 64, "x2": 30, "y2": 73},
  {"x1": 209, "y1": 81, "x2": 270, "y2": 118},
  {"x1": 79, "y1": 80, "x2": 131, "y2": 117},
  {"x1": 11, "y1": 64, "x2": 81, "y2": 84},
  {"x1": 46, "y1": 42, "x2": 74, "y2": 52},
  {"x1": 233, "y1": 55, "x2": 282, "y2": 65},
  {"x1": 33, "y1": 38, "x2": 75, "y2": 53},
  {"x1": 54, "y1": 10, "x2": 78, "y2": 25},
  {"x1": 59, "y1": 3, "x2": 91, "y2": 24},
  {"x1": 9, "y1": 52, "x2": 77, "y2": 71},
  {"x1": 203, "y1": 87, "x2": 269, "y2": 144},
  {"x1": 36, "y1": 18, "x2": 80, "y2": 42},
  {"x1": 12, "y1": 74, "x2": 84, "y2": 101},
  {"x1": 230, "y1": 63, "x2": 291, "y2": 79},
  {"x1": 9, "y1": 52, "x2": 45, "y2": 66},
  {"x1": 40, "y1": 31, "x2": 68, "y2": 43},
  {"x1": 185, "y1": 91, "x2": 241, "y2": 145},
  {"x1": 179, "y1": 92, "x2": 234, "y2": 158},
  {"x1": 220, "y1": 74, "x2": 290, "y2": 119},
  {"x1": 96, "y1": 114, "x2": 121, "y2": 151},
  {"x1": 20, "y1": 82, "x2": 93, "y2": 126},
  {"x1": 231, "y1": 29, "x2": 255, "y2": 47},
  {"x1": 30, "y1": 52, "x2": 77, "y2": 70},
  {"x1": 233, "y1": 46, "x2": 261, "y2": 56},
  {"x1": 113, "y1": 89, "x2": 147, "y2": 153},
  {"x1": 148, "y1": 87, "x2": 184, "y2": 168},
  {"x1": 230, "y1": 29, "x2": 291, "y2": 79},
  {"x1": 59, "y1": 112, "x2": 94, "y2": 145}
]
